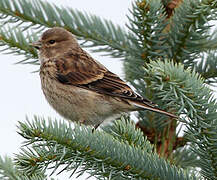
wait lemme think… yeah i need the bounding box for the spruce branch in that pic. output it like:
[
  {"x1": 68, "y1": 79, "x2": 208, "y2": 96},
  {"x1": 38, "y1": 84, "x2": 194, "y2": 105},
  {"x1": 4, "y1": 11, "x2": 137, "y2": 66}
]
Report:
[
  {"x1": 127, "y1": 0, "x2": 168, "y2": 60},
  {"x1": 172, "y1": 147, "x2": 200, "y2": 169},
  {"x1": 0, "y1": 156, "x2": 20, "y2": 180},
  {"x1": 0, "y1": 26, "x2": 38, "y2": 64},
  {"x1": 124, "y1": 0, "x2": 169, "y2": 81},
  {"x1": 0, "y1": 156, "x2": 49, "y2": 180},
  {"x1": 144, "y1": 60, "x2": 217, "y2": 179},
  {"x1": 168, "y1": 0, "x2": 217, "y2": 64},
  {"x1": 0, "y1": 0, "x2": 137, "y2": 60},
  {"x1": 125, "y1": 0, "x2": 217, "y2": 83},
  {"x1": 16, "y1": 116, "x2": 196, "y2": 180},
  {"x1": 191, "y1": 28, "x2": 217, "y2": 85},
  {"x1": 193, "y1": 51, "x2": 217, "y2": 84},
  {"x1": 102, "y1": 115, "x2": 154, "y2": 153}
]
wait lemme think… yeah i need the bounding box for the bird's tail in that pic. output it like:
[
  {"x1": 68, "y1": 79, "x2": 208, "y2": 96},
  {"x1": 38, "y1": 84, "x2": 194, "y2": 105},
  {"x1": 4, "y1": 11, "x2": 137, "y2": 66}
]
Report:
[{"x1": 131, "y1": 101, "x2": 177, "y2": 118}]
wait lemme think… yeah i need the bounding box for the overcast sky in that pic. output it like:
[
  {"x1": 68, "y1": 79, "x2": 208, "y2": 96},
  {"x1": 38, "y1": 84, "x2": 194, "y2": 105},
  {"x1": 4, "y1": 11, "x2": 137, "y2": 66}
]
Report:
[{"x1": 0, "y1": 0, "x2": 133, "y2": 179}]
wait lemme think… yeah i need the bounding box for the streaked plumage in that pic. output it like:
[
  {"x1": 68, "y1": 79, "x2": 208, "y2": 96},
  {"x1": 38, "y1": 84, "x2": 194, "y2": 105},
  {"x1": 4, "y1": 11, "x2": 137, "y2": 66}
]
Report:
[{"x1": 31, "y1": 27, "x2": 176, "y2": 128}]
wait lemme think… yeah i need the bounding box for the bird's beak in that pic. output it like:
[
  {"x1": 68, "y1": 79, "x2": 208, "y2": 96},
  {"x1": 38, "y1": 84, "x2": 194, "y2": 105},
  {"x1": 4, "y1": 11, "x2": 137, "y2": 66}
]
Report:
[{"x1": 30, "y1": 41, "x2": 42, "y2": 50}]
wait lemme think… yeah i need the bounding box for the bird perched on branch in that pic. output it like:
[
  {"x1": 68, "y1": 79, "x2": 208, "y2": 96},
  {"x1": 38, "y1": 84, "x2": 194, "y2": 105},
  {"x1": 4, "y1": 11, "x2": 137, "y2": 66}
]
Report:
[{"x1": 31, "y1": 27, "x2": 176, "y2": 129}]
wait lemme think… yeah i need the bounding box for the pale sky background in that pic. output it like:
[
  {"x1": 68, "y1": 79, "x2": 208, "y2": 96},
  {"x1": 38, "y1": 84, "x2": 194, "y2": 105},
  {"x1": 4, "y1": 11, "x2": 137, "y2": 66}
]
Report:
[{"x1": 0, "y1": 0, "x2": 133, "y2": 179}]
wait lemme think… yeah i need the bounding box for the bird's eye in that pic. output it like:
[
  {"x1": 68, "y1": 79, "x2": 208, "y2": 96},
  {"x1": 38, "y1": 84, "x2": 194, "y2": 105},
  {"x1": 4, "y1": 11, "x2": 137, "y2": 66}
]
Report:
[{"x1": 49, "y1": 40, "x2": 56, "y2": 44}]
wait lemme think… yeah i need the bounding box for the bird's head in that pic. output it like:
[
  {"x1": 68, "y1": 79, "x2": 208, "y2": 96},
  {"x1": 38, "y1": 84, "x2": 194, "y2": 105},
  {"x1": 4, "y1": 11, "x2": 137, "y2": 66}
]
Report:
[{"x1": 30, "y1": 27, "x2": 79, "y2": 63}]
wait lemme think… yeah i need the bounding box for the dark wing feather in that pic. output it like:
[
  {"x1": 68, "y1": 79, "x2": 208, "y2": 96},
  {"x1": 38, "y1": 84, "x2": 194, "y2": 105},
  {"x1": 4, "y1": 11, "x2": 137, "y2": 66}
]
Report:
[{"x1": 54, "y1": 50, "x2": 155, "y2": 106}]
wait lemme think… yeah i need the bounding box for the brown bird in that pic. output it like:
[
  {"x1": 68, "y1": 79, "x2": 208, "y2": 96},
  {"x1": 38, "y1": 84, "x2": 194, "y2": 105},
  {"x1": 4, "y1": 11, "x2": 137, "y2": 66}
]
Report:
[{"x1": 31, "y1": 27, "x2": 176, "y2": 129}]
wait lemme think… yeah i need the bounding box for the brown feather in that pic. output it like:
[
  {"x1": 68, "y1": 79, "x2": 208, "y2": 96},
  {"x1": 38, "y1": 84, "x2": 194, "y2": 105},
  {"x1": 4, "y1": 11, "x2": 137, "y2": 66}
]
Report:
[{"x1": 54, "y1": 49, "x2": 156, "y2": 107}]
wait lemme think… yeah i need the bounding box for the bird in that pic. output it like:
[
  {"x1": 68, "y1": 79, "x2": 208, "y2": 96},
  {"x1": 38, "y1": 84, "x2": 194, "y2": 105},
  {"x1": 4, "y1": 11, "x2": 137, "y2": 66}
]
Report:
[{"x1": 31, "y1": 27, "x2": 176, "y2": 129}]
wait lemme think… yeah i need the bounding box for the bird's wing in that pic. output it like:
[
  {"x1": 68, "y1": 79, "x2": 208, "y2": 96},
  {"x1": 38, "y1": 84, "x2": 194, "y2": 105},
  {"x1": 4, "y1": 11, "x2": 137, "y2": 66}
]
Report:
[
  {"x1": 53, "y1": 49, "x2": 177, "y2": 118},
  {"x1": 54, "y1": 49, "x2": 155, "y2": 106}
]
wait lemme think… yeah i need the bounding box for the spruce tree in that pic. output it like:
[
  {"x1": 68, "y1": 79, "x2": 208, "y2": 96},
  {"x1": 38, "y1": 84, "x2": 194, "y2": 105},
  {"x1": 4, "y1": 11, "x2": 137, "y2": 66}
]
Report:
[{"x1": 0, "y1": 0, "x2": 217, "y2": 179}]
